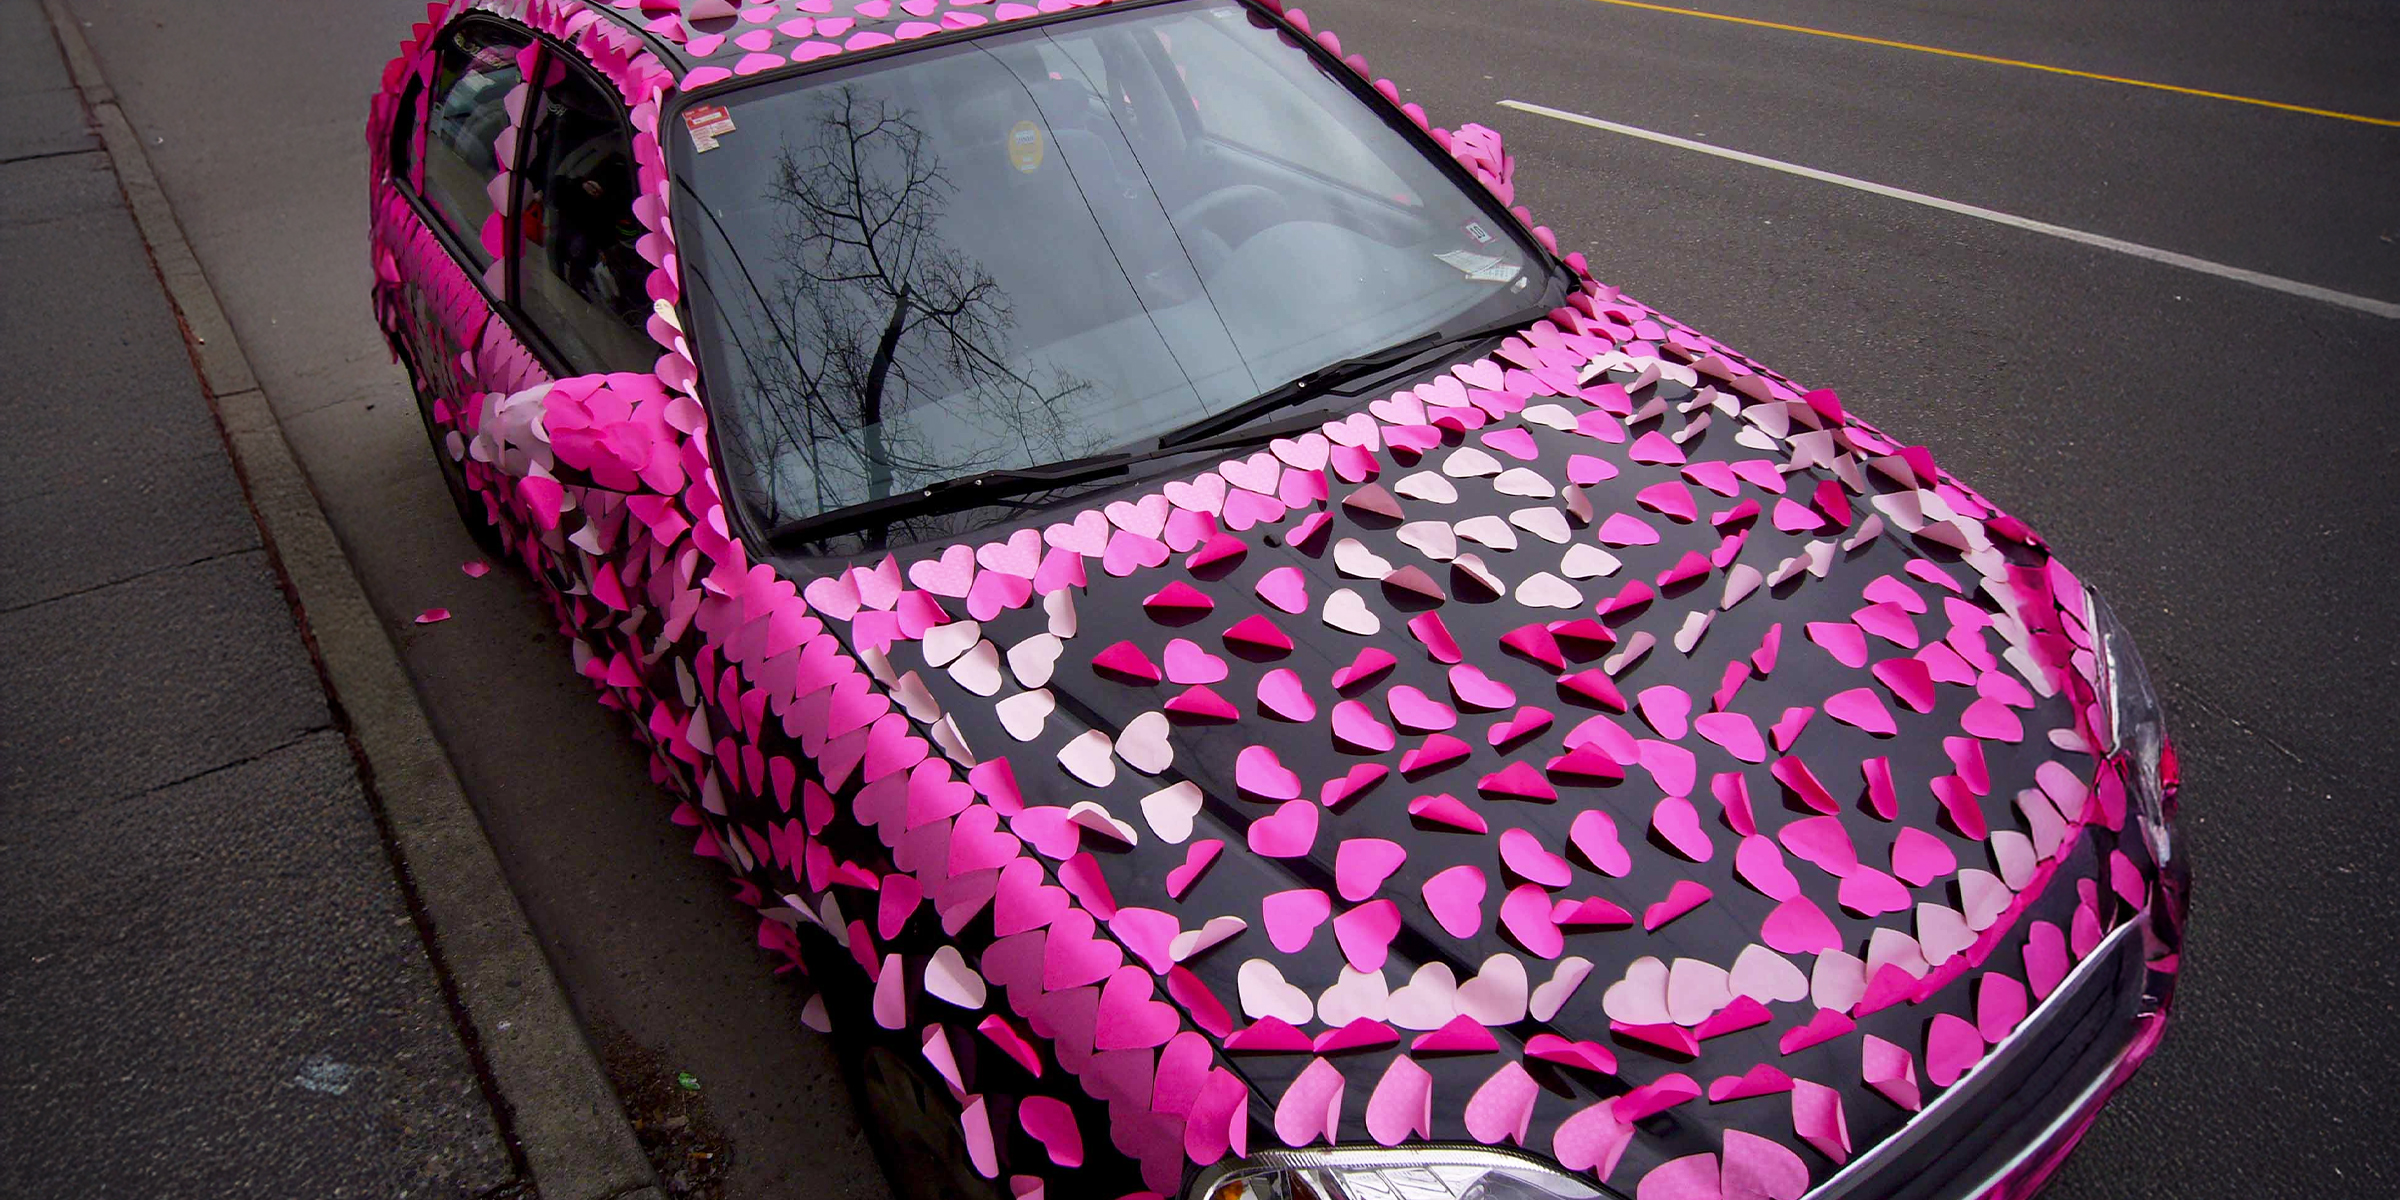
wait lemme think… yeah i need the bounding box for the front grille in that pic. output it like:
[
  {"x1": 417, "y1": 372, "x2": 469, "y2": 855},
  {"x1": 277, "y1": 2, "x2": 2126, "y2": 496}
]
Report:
[{"x1": 1804, "y1": 916, "x2": 2157, "y2": 1200}]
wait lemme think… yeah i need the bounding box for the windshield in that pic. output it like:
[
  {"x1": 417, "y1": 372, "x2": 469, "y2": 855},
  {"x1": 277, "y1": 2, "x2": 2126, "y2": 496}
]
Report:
[{"x1": 672, "y1": 0, "x2": 1563, "y2": 547}]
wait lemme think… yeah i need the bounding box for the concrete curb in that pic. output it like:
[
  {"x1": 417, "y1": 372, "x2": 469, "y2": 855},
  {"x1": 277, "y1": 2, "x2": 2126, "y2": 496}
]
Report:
[{"x1": 42, "y1": 5, "x2": 664, "y2": 1198}]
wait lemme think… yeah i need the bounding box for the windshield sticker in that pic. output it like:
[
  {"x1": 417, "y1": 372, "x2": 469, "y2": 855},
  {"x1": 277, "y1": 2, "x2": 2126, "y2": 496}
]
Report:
[
  {"x1": 1435, "y1": 248, "x2": 1522, "y2": 284},
  {"x1": 1007, "y1": 120, "x2": 1046, "y2": 173},
  {"x1": 1464, "y1": 220, "x2": 1495, "y2": 244},
  {"x1": 682, "y1": 104, "x2": 735, "y2": 153}
]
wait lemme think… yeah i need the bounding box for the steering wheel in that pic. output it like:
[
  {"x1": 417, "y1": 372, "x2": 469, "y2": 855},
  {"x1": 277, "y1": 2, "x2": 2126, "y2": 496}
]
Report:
[{"x1": 1169, "y1": 182, "x2": 1281, "y2": 244}]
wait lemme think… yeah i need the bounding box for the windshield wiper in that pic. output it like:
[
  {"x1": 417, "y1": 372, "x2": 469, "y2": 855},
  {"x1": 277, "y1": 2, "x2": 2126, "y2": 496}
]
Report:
[
  {"x1": 763, "y1": 406, "x2": 1347, "y2": 550},
  {"x1": 1156, "y1": 329, "x2": 1447, "y2": 449},
  {"x1": 1156, "y1": 307, "x2": 1545, "y2": 449}
]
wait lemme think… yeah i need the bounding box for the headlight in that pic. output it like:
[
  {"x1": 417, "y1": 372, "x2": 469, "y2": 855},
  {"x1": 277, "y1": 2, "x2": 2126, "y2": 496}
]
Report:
[
  {"x1": 2084, "y1": 588, "x2": 2174, "y2": 863},
  {"x1": 1191, "y1": 1147, "x2": 1611, "y2": 1200}
]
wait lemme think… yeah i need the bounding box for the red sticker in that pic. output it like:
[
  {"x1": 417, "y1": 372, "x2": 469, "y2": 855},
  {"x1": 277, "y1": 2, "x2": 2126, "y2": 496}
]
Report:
[{"x1": 683, "y1": 104, "x2": 735, "y2": 152}]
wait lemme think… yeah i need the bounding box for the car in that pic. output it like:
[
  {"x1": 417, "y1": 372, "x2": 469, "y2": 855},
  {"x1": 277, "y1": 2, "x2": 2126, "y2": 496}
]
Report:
[{"x1": 367, "y1": 1, "x2": 2188, "y2": 1198}]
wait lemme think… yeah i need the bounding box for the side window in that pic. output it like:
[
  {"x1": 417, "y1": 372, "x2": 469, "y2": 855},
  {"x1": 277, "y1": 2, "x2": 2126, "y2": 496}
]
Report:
[
  {"x1": 421, "y1": 21, "x2": 531, "y2": 269},
  {"x1": 511, "y1": 60, "x2": 655, "y2": 373}
]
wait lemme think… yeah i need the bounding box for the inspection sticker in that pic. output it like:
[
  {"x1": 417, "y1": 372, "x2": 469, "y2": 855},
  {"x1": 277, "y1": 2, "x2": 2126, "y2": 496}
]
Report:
[{"x1": 683, "y1": 104, "x2": 736, "y2": 152}]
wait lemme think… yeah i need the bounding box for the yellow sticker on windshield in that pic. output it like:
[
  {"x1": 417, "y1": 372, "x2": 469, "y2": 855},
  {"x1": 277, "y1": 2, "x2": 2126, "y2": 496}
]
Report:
[{"x1": 1007, "y1": 120, "x2": 1045, "y2": 173}]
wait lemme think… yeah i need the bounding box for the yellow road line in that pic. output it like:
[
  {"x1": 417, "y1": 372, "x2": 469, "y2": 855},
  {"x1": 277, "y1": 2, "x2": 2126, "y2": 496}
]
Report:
[{"x1": 1582, "y1": 0, "x2": 2400, "y2": 128}]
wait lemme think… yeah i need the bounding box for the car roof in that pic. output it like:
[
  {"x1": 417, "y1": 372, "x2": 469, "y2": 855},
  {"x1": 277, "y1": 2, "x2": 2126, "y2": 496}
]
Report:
[{"x1": 582, "y1": 0, "x2": 1177, "y2": 97}]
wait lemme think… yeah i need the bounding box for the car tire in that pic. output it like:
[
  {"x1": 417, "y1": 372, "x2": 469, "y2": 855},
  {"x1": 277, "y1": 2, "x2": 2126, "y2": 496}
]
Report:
[
  {"x1": 399, "y1": 351, "x2": 507, "y2": 558},
  {"x1": 803, "y1": 934, "x2": 1009, "y2": 1200}
]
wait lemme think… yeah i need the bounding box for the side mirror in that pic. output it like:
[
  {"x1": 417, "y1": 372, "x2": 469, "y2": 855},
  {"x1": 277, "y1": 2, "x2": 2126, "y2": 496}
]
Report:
[{"x1": 466, "y1": 373, "x2": 699, "y2": 529}]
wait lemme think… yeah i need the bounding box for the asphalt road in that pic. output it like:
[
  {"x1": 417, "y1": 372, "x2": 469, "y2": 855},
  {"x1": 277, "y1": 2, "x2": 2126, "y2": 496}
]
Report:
[{"x1": 56, "y1": 0, "x2": 2400, "y2": 1196}]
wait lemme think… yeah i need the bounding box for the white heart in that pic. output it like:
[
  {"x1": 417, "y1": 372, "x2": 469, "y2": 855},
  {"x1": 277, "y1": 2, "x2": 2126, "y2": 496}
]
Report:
[
  {"x1": 1493, "y1": 468, "x2": 1555, "y2": 498},
  {"x1": 1455, "y1": 515, "x2": 1519, "y2": 551},
  {"x1": 1560, "y1": 543, "x2": 1620, "y2": 579},
  {"x1": 1666, "y1": 957, "x2": 1734, "y2": 1026},
  {"x1": 921, "y1": 619, "x2": 982, "y2": 667},
  {"x1": 924, "y1": 945, "x2": 987, "y2": 1009},
  {"x1": 1720, "y1": 564, "x2": 1763, "y2": 609},
  {"x1": 1602, "y1": 956, "x2": 1671, "y2": 1025},
  {"x1": 1513, "y1": 572, "x2": 1582, "y2": 609},
  {"x1": 997, "y1": 689, "x2": 1053, "y2": 741},
  {"x1": 1140, "y1": 781, "x2": 1203, "y2": 843},
  {"x1": 1867, "y1": 928, "x2": 1931, "y2": 979},
  {"x1": 1008, "y1": 633, "x2": 1063, "y2": 688},
  {"x1": 1044, "y1": 588, "x2": 1078, "y2": 637},
  {"x1": 1528, "y1": 956, "x2": 1593, "y2": 1022},
  {"x1": 1810, "y1": 949, "x2": 1867, "y2": 1011},
  {"x1": 1452, "y1": 553, "x2": 1505, "y2": 596},
  {"x1": 1238, "y1": 958, "x2": 1315, "y2": 1024},
  {"x1": 1169, "y1": 915, "x2": 1248, "y2": 962},
  {"x1": 1521, "y1": 403, "x2": 1577, "y2": 431},
  {"x1": 1736, "y1": 426, "x2": 1781, "y2": 451},
  {"x1": 1455, "y1": 953, "x2": 1529, "y2": 1026},
  {"x1": 1316, "y1": 965, "x2": 1391, "y2": 1025},
  {"x1": 1385, "y1": 961, "x2": 1460, "y2": 1030},
  {"x1": 1067, "y1": 801, "x2": 1138, "y2": 846},
  {"x1": 1603, "y1": 631, "x2": 1654, "y2": 675},
  {"x1": 1730, "y1": 944, "x2": 1809, "y2": 1005},
  {"x1": 1509, "y1": 507, "x2": 1572, "y2": 544},
  {"x1": 1673, "y1": 609, "x2": 1712, "y2": 654},
  {"x1": 1333, "y1": 538, "x2": 1393, "y2": 580},
  {"x1": 1322, "y1": 588, "x2": 1381, "y2": 636},
  {"x1": 891, "y1": 671, "x2": 941, "y2": 722},
  {"x1": 1916, "y1": 903, "x2": 1976, "y2": 967},
  {"x1": 1394, "y1": 472, "x2": 1458, "y2": 504},
  {"x1": 947, "y1": 641, "x2": 1003, "y2": 696},
  {"x1": 1115, "y1": 710, "x2": 1173, "y2": 774},
  {"x1": 1058, "y1": 728, "x2": 1117, "y2": 787},
  {"x1": 1442, "y1": 446, "x2": 1502, "y2": 478},
  {"x1": 1396, "y1": 520, "x2": 1459, "y2": 560}
]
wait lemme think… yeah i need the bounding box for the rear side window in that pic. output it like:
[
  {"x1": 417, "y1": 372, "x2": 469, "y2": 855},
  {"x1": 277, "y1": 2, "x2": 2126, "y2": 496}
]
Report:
[
  {"x1": 512, "y1": 60, "x2": 655, "y2": 373},
  {"x1": 421, "y1": 21, "x2": 531, "y2": 268}
]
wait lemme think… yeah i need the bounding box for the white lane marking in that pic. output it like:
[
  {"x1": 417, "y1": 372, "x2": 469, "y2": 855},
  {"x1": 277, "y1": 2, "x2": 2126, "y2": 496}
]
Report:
[{"x1": 1500, "y1": 98, "x2": 2400, "y2": 320}]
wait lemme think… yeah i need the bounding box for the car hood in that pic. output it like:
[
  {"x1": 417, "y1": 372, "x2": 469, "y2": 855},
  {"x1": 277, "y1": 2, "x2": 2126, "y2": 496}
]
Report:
[{"x1": 821, "y1": 344, "x2": 2132, "y2": 1192}]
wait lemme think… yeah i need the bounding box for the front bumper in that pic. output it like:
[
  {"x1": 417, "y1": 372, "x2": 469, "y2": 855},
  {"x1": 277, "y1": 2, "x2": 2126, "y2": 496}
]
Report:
[{"x1": 1808, "y1": 828, "x2": 2188, "y2": 1200}]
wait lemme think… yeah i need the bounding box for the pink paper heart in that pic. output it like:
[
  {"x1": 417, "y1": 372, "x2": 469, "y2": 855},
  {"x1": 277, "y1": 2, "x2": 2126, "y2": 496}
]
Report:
[
  {"x1": 1364, "y1": 1055, "x2": 1433, "y2": 1146},
  {"x1": 1235, "y1": 745, "x2": 1302, "y2": 799},
  {"x1": 1500, "y1": 884, "x2": 1565, "y2": 958},
  {"x1": 1331, "y1": 898, "x2": 1402, "y2": 972},
  {"x1": 1824, "y1": 686, "x2": 1898, "y2": 736},
  {"x1": 1262, "y1": 888, "x2": 1332, "y2": 953},
  {"x1": 1257, "y1": 668, "x2": 1317, "y2": 722},
  {"x1": 1462, "y1": 1061, "x2": 1539, "y2": 1146},
  {"x1": 1421, "y1": 864, "x2": 1488, "y2": 938},
  {"x1": 1163, "y1": 638, "x2": 1227, "y2": 685},
  {"x1": 1095, "y1": 966, "x2": 1181, "y2": 1050},
  {"x1": 1498, "y1": 828, "x2": 1572, "y2": 887},
  {"x1": 1272, "y1": 1057, "x2": 1345, "y2": 1148},
  {"x1": 1693, "y1": 711, "x2": 1766, "y2": 762},
  {"x1": 1248, "y1": 800, "x2": 1319, "y2": 858},
  {"x1": 1255, "y1": 565, "x2": 1309, "y2": 614},
  {"x1": 1331, "y1": 700, "x2": 1397, "y2": 752},
  {"x1": 1386, "y1": 684, "x2": 1458, "y2": 732},
  {"x1": 1653, "y1": 796, "x2": 1714, "y2": 861},
  {"x1": 1335, "y1": 838, "x2": 1407, "y2": 901}
]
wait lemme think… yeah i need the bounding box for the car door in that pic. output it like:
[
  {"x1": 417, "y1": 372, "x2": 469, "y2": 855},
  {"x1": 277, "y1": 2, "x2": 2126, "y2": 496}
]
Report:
[{"x1": 373, "y1": 15, "x2": 553, "y2": 524}]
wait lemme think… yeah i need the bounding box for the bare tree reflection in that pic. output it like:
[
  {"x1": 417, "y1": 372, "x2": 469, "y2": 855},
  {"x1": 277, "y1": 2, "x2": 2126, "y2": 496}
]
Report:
[{"x1": 731, "y1": 87, "x2": 1094, "y2": 548}]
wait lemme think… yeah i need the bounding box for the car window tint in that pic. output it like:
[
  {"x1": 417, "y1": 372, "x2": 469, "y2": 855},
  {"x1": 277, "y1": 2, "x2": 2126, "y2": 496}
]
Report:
[
  {"x1": 512, "y1": 59, "x2": 655, "y2": 373},
  {"x1": 421, "y1": 21, "x2": 530, "y2": 269}
]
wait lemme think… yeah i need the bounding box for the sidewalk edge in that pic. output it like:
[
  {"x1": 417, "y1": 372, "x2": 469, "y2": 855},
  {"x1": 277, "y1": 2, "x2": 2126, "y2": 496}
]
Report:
[{"x1": 41, "y1": 6, "x2": 664, "y2": 1199}]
